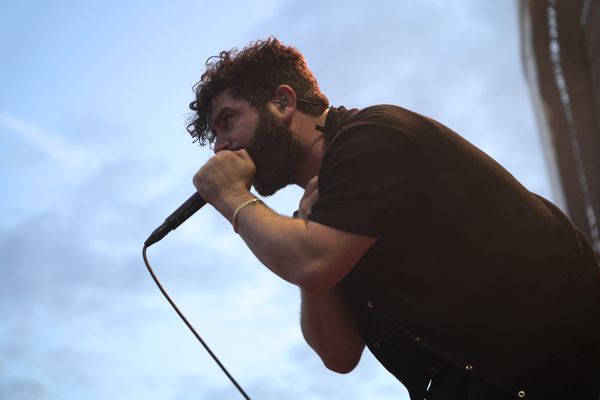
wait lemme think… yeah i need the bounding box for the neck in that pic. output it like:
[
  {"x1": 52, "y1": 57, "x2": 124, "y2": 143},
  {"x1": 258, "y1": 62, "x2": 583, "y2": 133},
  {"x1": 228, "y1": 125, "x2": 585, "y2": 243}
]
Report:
[{"x1": 292, "y1": 108, "x2": 329, "y2": 188}]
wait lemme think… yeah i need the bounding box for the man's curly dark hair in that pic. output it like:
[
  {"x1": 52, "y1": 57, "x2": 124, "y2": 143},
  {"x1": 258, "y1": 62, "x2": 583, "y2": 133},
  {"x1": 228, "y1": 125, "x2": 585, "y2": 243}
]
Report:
[{"x1": 187, "y1": 37, "x2": 329, "y2": 146}]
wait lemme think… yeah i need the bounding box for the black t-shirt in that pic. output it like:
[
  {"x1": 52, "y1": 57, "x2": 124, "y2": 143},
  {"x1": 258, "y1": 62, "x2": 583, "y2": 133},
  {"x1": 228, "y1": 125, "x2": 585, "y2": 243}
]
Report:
[{"x1": 308, "y1": 105, "x2": 600, "y2": 400}]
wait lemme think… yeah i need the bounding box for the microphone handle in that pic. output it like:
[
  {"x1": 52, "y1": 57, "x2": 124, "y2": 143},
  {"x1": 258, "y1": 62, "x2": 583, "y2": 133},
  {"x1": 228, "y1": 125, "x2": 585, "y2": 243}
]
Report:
[
  {"x1": 166, "y1": 192, "x2": 207, "y2": 226},
  {"x1": 145, "y1": 192, "x2": 207, "y2": 247}
]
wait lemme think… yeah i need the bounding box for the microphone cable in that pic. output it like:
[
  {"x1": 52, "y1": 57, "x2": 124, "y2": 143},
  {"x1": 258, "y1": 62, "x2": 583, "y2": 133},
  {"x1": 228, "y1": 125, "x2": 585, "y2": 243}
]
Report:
[{"x1": 142, "y1": 245, "x2": 252, "y2": 400}]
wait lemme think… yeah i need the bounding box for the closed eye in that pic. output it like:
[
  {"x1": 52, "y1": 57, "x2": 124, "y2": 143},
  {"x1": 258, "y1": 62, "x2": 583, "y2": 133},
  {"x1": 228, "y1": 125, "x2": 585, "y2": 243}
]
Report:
[
  {"x1": 222, "y1": 113, "x2": 236, "y2": 127},
  {"x1": 210, "y1": 106, "x2": 236, "y2": 136}
]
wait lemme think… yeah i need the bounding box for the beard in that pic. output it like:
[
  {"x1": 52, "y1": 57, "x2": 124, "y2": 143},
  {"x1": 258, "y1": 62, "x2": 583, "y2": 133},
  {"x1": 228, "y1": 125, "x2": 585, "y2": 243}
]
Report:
[{"x1": 245, "y1": 107, "x2": 305, "y2": 196}]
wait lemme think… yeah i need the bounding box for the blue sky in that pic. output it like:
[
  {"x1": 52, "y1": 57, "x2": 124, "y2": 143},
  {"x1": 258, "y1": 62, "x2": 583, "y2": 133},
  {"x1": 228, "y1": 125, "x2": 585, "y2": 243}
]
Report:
[{"x1": 1, "y1": 1, "x2": 552, "y2": 399}]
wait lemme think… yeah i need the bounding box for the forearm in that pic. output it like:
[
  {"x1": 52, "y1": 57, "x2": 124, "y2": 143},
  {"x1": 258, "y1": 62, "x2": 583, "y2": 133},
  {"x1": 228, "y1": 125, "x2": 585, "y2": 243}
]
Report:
[
  {"x1": 195, "y1": 150, "x2": 375, "y2": 291},
  {"x1": 300, "y1": 287, "x2": 365, "y2": 373},
  {"x1": 212, "y1": 189, "x2": 322, "y2": 288}
]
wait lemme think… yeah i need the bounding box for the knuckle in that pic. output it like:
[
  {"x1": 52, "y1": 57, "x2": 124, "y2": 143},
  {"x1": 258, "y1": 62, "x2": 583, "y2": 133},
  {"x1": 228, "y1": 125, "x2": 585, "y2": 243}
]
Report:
[{"x1": 192, "y1": 173, "x2": 201, "y2": 188}]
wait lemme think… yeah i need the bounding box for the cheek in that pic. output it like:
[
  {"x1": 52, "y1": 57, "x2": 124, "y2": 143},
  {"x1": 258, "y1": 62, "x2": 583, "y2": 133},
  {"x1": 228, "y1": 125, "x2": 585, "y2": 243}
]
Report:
[{"x1": 239, "y1": 124, "x2": 260, "y2": 147}]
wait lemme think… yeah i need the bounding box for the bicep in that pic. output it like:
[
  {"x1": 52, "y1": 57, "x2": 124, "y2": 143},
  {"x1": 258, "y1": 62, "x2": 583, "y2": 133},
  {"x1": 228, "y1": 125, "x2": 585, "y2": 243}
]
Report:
[{"x1": 302, "y1": 220, "x2": 376, "y2": 292}]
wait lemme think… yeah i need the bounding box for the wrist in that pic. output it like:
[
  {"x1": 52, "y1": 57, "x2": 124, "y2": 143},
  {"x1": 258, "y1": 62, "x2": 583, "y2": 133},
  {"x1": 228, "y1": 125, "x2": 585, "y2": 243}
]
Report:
[
  {"x1": 211, "y1": 188, "x2": 254, "y2": 222},
  {"x1": 232, "y1": 197, "x2": 263, "y2": 233}
]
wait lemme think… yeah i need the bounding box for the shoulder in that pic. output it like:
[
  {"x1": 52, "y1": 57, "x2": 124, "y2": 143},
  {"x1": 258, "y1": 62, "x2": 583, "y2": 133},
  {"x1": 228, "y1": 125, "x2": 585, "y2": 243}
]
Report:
[
  {"x1": 326, "y1": 105, "x2": 442, "y2": 153},
  {"x1": 318, "y1": 105, "x2": 423, "y2": 187},
  {"x1": 341, "y1": 104, "x2": 436, "y2": 133},
  {"x1": 325, "y1": 105, "x2": 434, "y2": 159}
]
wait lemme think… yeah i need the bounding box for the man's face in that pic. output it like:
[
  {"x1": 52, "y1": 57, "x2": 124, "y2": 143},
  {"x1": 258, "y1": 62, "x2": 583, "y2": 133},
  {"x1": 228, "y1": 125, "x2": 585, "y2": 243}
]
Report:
[{"x1": 210, "y1": 89, "x2": 304, "y2": 196}]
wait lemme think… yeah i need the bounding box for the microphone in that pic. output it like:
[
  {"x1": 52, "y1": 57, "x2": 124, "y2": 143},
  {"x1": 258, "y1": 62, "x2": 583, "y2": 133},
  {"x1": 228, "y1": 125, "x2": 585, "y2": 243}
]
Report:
[{"x1": 144, "y1": 192, "x2": 207, "y2": 247}]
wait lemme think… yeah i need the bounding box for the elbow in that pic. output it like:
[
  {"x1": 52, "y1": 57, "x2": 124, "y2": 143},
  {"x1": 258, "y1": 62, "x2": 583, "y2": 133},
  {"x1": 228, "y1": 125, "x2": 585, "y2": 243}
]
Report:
[
  {"x1": 298, "y1": 275, "x2": 327, "y2": 294},
  {"x1": 307, "y1": 335, "x2": 364, "y2": 375},
  {"x1": 295, "y1": 259, "x2": 337, "y2": 293},
  {"x1": 322, "y1": 352, "x2": 361, "y2": 374},
  {"x1": 324, "y1": 361, "x2": 358, "y2": 374}
]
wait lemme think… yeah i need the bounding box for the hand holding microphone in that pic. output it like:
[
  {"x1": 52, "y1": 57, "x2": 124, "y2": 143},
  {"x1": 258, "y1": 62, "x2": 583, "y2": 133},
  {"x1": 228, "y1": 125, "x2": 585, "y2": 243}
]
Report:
[
  {"x1": 193, "y1": 149, "x2": 256, "y2": 206},
  {"x1": 145, "y1": 149, "x2": 256, "y2": 247}
]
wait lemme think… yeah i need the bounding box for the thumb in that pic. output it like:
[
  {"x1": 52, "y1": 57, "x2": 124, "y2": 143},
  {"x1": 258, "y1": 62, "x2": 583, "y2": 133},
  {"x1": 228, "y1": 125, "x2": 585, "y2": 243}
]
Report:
[
  {"x1": 232, "y1": 149, "x2": 256, "y2": 171},
  {"x1": 233, "y1": 148, "x2": 253, "y2": 163}
]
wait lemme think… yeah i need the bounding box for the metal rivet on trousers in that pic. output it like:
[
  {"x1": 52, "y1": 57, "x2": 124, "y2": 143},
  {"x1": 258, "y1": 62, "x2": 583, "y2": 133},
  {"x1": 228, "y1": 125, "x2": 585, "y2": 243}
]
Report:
[
  {"x1": 367, "y1": 301, "x2": 373, "y2": 308},
  {"x1": 517, "y1": 390, "x2": 526, "y2": 398},
  {"x1": 415, "y1": 336, "x2": 421, "y2": 341},
  {"x1": 465, "y1": 365, "x2": 473, "y2": 371},
  {"x1": 373, "y1": 341, "x2": 380, "y2": 348}
]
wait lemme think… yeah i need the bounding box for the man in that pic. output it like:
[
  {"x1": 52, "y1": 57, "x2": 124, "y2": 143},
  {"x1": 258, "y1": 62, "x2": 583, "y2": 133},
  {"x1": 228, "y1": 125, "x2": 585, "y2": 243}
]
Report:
[{"x1": 189, "y1": 38, "x2": 600, "y2": 400}]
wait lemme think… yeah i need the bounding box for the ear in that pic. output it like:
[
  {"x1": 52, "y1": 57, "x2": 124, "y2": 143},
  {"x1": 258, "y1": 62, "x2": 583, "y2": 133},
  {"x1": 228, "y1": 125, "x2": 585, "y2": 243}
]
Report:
[{"x1": 273, "y1": 84, "x2": 297, "y2": 123}]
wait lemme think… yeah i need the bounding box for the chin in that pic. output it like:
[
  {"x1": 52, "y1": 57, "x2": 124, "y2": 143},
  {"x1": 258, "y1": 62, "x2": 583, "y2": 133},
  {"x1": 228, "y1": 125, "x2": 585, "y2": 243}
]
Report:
[
  {"x1": 253, "y1": 180, "x2": 290, "y2": 197},
  {"x1": 253, "y1": 185, "x2": 278, "y2": 197}
]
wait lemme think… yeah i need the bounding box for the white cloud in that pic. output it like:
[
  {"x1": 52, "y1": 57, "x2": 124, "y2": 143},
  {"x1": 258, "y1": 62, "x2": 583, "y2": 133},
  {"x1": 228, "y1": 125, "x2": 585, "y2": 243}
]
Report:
[{"x1": 0, "y1": 112, "x2": 102, "y2": 180}]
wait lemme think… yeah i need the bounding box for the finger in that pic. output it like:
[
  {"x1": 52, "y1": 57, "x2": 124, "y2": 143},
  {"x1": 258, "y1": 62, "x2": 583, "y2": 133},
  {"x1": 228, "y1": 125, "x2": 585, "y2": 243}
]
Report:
[
  {"x1": 192, "y1": 161, "x2": 209, "y2": 188},
  {"x1": 193, "y1": 170, "x2": 201, "y2": 190},
  {"x1": 301, "y1": 185, "x2": 317, "y2": 202},
  {"x1": 303, "y1": 176, "x2": 319, "y2": 197},
  {"x1": 232, "y1": 148, "x2": 253, "y2": 163},
  {"x1": 304, "y1": 192, "x2": 319, "y2": 211},
  {"x1": 299, "y1": 187, "x2": 319, "y2": 216}
]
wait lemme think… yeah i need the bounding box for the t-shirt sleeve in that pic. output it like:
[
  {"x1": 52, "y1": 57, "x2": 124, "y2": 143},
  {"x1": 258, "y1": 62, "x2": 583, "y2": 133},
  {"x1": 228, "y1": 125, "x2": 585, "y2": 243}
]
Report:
[{"x1": 308, "y1": 123, "x2": 420, "y2": 238}]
